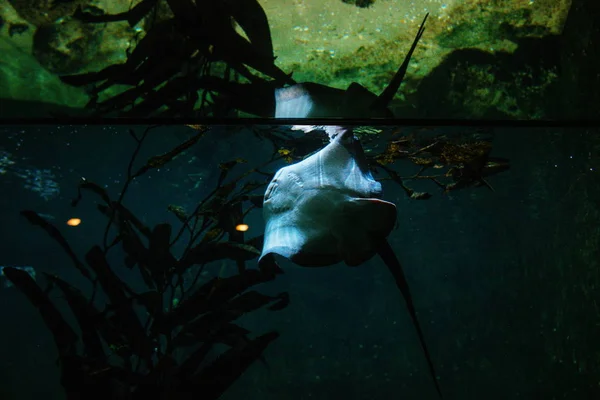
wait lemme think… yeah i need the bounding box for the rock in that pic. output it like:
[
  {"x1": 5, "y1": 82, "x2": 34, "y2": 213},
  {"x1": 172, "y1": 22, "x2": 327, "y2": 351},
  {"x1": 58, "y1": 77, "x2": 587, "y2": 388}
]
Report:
[
  {"x1": 0, "y1": 36, "x2": 89, "y2": 112},
  {"x1": 7, "y1": 0, "x2": 84, "y2": 27},
  {"x1": 32, "y1": 18, "x2": 103, "y2": 74}
]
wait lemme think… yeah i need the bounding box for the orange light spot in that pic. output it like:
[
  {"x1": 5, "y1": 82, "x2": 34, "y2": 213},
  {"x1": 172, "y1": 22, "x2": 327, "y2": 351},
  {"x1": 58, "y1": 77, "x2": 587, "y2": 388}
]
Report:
[
  {"x1": 235, "y1": 224, "x2": 249, "y2": 232},
  {"x1": 67, "y1": 218, "x2": 81, "y2": 226}
]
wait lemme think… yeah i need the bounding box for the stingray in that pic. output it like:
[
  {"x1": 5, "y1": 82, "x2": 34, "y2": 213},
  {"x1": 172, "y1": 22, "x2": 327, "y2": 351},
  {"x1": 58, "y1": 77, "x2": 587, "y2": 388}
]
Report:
[
  {"x1": 259, "y1": 127, "x2": 443, "y2": 398},
  {"x1": 274, "y1": 14, "x2": 428, "y2": 118}
]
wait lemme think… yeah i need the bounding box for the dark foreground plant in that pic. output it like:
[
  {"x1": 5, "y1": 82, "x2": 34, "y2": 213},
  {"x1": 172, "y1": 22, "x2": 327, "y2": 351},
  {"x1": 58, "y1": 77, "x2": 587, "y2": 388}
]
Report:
[{"x1": 4, "y1": 126, "x2": 289, "y2": 400}]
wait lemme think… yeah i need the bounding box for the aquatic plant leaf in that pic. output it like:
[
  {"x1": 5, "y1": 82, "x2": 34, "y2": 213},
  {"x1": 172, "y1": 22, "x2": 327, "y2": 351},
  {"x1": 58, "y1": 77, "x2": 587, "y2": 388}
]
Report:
[
  {"x1": 185, "y1": 125, "x2": 205, "y2": 131},
  {"x1": 217, "y1": 158, "x2": 247, "y2": 186},
  {"x1": 134, "y1": 131, "x2": 207, "y2": 178},
  {"x1": 153, "y1": 269, "x2": 276, "y2": 333},
  {"x1": 178, "y1": 242, "x2": 260, "y2": 270},
  {"x1": 173, "y1": 341, "x2": 214, "y2": 383},
  {"x1": 2, "y1": 267, "x2": 78, "y2": 356},
  {"x1": 193, "y1": 76, "x2": 278, "y2": 117},
  {"x1": 148, "y1": 223, "x2": 177, "y2": 273},
  {"x1": 438, "y1": 149, "x2": 510, "y2": 193},
  {"x1": 44, "y1": 273, "x2": 106, "y2": 360},
  {"x1": 199, "y1": 182, "x2": 237, "y2": 216},
  {"x1": 85, "y1": 246, "x2": 154, "y2": 360},
  {"x1": 219, "y1": 202, "x2": 245, "y2": 237},
  {"x1": 124, "y1": 0, "x2": 160, "y2": 26},
  {"x1": 168, "y1": 204, "x2": 189, "y2": 222},
  {"x1": 116, "y1": 222, "x2": 159, "y2": 290},
  {"x1": 99, "y1": 205, "x2": 169, "y2": 290},
  {"x1": 138, "y1": 263, "x2": 156, "y2": 290},
  {"x1": 112, "y1": 203, "x2": 154, "y2": 239},
  {"x1": 141, "y1": 331, "x2": 276, "y2": 398},
  {"x1": 482, "y1": 157, "x2": 511, "y2": 177},
  {"x1": 220, "y1": 202, "x2": 247, "y2": 273},
  {"x1": 134, "y1": 353, "x2": 189, "y2": 397},
  {"x1": 226, "y1": 0, "x2": 274, "y2": 59},
  {"x1": 135, "y1": 290, "x2": 163, "y2": 315},
  {"x1": 169, "y1": 324, "x2": 262, "y2": 395},
  {"x1": 201, "y1": 228, "x2": 224, "y2": 244},
  {"x1": 63, "y1": 19, "x2": 193, "y2": 104},
  {"x1": 438, "y1": 141, "x2": 492, "y2": 165},
  {"x1": 71, "y1": 179, "x2": 112, "y2": 207},
  {"x1": 119, "y1": 224, "x2": 148, "y2": 267},
  {"x1": 73, "y1": 0, "x2": 158, "y2": 26},
  {"x1": 120, "y1": 217, "x2": 149, "y2": 251},
  {"x1": 97, "y1": 203, "x2": 153, "y2": 240},
  {"x1": 373, "y1": 140, "x2": 411, "y2": 165},
  {"x1": 118, "y1": 75, "x2": 201, "y2": 117},
  {"x1": 375, "y1": 163, "x2": 424, "y2": 200},
  {"x1": 20, "y1": 210, "x2": 92, "y2": 280},
  {"x1": 45, "y1": 274, "x2": 125, "y2": 357},
  {"x1": 172, "y1": 290, "x2": 287, "y2": 348},
  {"x1": 410, "y1": 192, "x2": 432, "y2": 200},
  {"x1": 85, "y1": 246, "x2": 130, "y2": 305},
  {"x1": 185, "y1": 331, "x2": 279, "y2": 399},
  {"x1": 223, "y1": 290, "x2": 289, "y2": 315},
  {"x1": 409, "y1": 156, "x2": 435, "y2": 166}
]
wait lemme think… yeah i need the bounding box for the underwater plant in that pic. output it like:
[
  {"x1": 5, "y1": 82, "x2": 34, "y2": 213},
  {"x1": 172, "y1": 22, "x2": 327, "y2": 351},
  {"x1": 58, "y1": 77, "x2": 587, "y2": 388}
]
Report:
[
  {"x1": 3, "y1": 125, "x2": 510, "y2": 399},
  {"x1": 57, "y1": 2, "x2": 428, "y2": 118},
  {"x1": 3, "y1": 126, "x2": 290, "y2": 399}
]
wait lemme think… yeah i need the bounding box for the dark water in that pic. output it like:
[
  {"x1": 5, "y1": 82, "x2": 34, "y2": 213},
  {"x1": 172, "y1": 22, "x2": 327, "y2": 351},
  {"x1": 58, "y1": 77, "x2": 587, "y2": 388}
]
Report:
[{"x1": 0, "y1": 125, "x2": 598, "y2": 400}]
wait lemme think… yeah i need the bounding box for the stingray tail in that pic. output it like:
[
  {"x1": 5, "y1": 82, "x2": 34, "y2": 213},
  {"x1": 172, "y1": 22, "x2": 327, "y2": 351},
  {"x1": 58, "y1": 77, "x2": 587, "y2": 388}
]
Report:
[
  {"x1": 370, "y1": 13, "x2": 429, "y2": 111},
  {"x1": 378, "y1": 240, "x2": 443, "y2": 399}
]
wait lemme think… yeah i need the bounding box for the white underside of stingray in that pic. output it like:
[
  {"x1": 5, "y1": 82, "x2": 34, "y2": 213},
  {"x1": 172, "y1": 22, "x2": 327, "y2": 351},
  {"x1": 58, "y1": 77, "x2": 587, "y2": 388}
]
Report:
[
  {"x1": 258, "y1": 127, "x2": 443, "y2": 398},
  {"x1": 259, "y1": 127, "x2": 396, "y2": 267}
]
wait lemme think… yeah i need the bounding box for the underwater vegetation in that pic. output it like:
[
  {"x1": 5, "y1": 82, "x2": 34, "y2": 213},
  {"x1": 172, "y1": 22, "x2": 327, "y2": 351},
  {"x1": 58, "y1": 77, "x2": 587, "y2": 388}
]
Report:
[
  {"x1": 55, "y1": 0, "x2": 295, "y2": 117},
  {"x1": 3, "y1": 126, "x2": 510, "y2": 398},
  {"x1": 3, "y1": 126, "x2": 292, "y2": 399},
  {"x1": 0, "y1": 265, "x2": 35, "y2": 288},
  {"x1": 48, "y1": 2, "x2": 429, "y2": 118}
]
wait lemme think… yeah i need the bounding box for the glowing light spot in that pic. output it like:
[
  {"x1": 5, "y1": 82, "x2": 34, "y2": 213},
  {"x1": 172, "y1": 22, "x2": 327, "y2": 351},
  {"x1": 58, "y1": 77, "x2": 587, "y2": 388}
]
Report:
[
  {"x1": 235, "y1": 224, "x2": 249, "y2": 232},
  {"x1": 67, "y1": 218, "x2": 81, "y2": 226}
]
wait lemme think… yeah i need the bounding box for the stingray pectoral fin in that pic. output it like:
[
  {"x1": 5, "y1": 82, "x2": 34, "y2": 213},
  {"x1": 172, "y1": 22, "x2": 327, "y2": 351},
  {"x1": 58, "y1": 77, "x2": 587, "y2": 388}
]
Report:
[
  {"x1": 275, "y1": 85, "x2": 314, "y2": 118},
  {"x1": 343, "y1": 198, "x2": 397, "y2": 236},
  {"x1": 378, "y1": 240, "x2": 443, "y2": 399},
  {"x1": 336, "y1": 230, "x2": 373, "y2": 266},
  {"x1": 336, "y1": 198, "x2": 397, "y2": 266}
]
